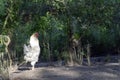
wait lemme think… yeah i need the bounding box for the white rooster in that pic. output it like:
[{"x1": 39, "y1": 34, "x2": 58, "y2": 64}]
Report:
[{"x1": 24, "y1": 32, "x2": 40, "y2": 70}]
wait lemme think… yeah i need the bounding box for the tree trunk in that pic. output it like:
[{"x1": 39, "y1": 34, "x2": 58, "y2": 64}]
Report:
[
  {"x1": 67, "y1": 19, "x2": 74, "y2": 66},
  {"x1": 86, "y1": 44, "x2": 91, "y2": 66}
]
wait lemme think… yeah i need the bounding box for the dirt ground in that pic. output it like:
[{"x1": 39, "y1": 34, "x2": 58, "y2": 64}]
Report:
[{"x1": 9, "y1": 61, "x2": 120, "y2": 80}]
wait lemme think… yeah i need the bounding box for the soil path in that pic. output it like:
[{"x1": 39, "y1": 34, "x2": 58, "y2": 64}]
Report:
[{"x1": 10, "y1": 62, "x2": 120, "y2": 80}]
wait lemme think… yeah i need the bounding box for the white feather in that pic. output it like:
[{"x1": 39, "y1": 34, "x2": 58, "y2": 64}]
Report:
[{"x1": 23, "y1": 33, "x2": 40, "y2": 70}]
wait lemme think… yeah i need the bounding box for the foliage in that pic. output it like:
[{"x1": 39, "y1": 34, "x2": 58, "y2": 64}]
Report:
[{"x1": 0, "y1": 0, "x2": 119, "y2": 70}]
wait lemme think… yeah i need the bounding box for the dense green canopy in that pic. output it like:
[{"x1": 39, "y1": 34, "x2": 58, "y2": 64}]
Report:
[{"x1": 0, "y1": 0, "x2": 120, "y2": 63}]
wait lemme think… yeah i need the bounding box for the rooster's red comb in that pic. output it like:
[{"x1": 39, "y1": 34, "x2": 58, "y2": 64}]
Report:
[{"x1": 34, "y1": 32, "x2": 39, "y2": 38}]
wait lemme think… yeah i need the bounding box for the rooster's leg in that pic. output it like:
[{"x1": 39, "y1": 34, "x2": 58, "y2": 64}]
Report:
[{"x1": 31, "y1": 61, "x2": 36, "y2": 70}]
